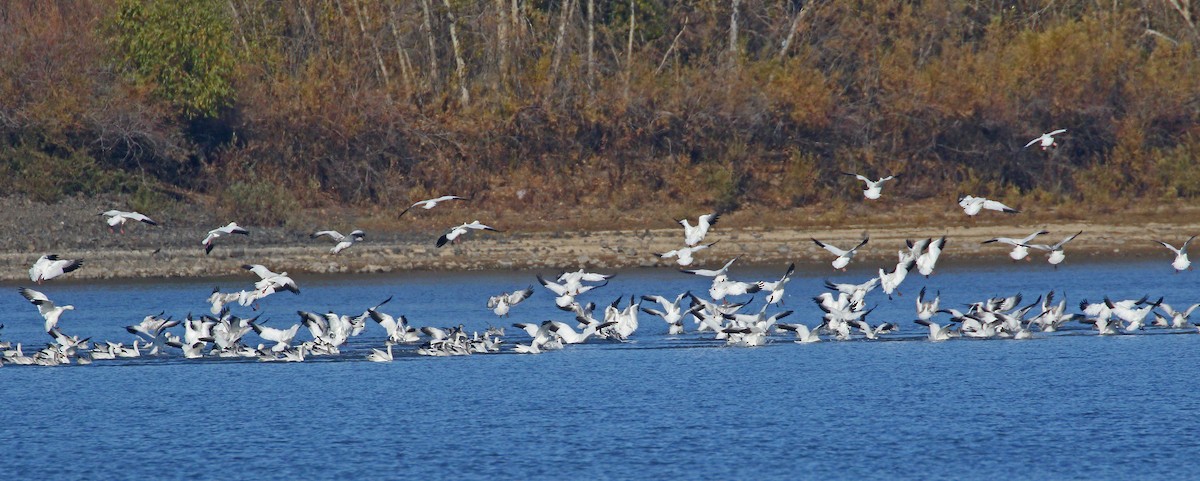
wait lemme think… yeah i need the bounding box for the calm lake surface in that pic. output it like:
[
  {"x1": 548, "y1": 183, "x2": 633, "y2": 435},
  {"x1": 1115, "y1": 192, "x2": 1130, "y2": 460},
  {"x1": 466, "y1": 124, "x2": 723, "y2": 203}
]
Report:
[{"x1": 2, "y1": 258, "x2": 1199, "y2": 480}]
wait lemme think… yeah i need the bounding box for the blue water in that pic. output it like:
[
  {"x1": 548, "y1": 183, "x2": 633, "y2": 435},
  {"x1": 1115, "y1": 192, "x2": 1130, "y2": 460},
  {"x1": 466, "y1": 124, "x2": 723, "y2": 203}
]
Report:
[{"x1": 2, "y1": 258, "x2": 1199, "y2": 480}]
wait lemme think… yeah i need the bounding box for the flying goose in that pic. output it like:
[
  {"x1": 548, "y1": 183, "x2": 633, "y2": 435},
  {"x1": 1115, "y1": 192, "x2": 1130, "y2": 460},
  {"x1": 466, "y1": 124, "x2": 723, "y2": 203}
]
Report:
[
  {"x1": 916, "y1": 287, "x2": 940, "y2": 321},
  {"x1": 436, "y1": 220, "x2": 500, "y2": 247},
  {"x1": 958, "y1": 195, "x2": 1018, "y2": 216},
  {"x1": 1157, "y1": 302, "x2": 1200, "y2": 329},
  {"x1": 100, "y1": 210, "x2": 157, "y2": 233},
  {"x1": 311, "y1": 229, "x2": 365, "y2": 255},
  {"x1": 658, "y1": 241, "x2": 718, "y2": 267},
  {"x1": 202, "y1": 222, "x2": 250, "y2": 255},
  {"x1": 843, "y1": 173, "x2": 900, "y2": 200},
  {"x1": 251, "y1": 321, "x2": 302, "y2": 352},
  {"x1": 1154, "y1": 235, "x2": 1196, "y2": 273},
  {"x1": 916, "y1": 236, "x2": 947, "y2": 277},
  {"x1": 678, "y1": 213, "x2": 720, "y2": 246},
  {"x1": 28, "y1": 255, "x2": 83, "y2": 284},
  {"x1": 812, "y1": 237, "x2": 869, "y2": 271},
  {"x1": 758, "y1": 263, "x2": 796, "y2": 305},
  {"x1": 487, "y1": 286, "x2": 534, "y2": 317},
  {"x1": 18, "y1": 287, "x2": 74, "y2": 332},
  {"x1": 1022, "y1": 231, "x2": 1082, "y2": 269},
  {"x1": 398, "y1": 195, "x2": 468, "y2": 218},
  {"x1": 1024, "y1": 129, "x2": 1067, "y2": 150},
  {"x1": 640, "y1": 292, "x2": 699, "y2": 335},
  {"x1": 982, "y1": 230, "x2": 1049, "y2": 261}
]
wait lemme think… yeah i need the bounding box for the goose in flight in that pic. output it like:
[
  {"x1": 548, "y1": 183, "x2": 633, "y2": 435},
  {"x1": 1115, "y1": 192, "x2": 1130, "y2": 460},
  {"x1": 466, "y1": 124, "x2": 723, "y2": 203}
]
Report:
[
  {"x1": 251, "y1": 321, "x2": 302, "y2": 352},
  {"x1": 398, "y1": 195, "x2": 468, "y2": 218},
  {"x1": 1156, "y1": 302, "x2": 1200, "y2": 329},
  {"x1": 916, "y1": 287, "x2": 940, "y2": 321},
  {"x1": 18, "y1": 287, "x2": 74, "y2": 332},
  {"x1": 681, "y1": 256, "x2": 740, "y2": 278},
  {"x1": 1154, "y1": 235, "x2": 1195, "y2": 273},
  {"x1": 640, "y1": 292, "x2": 699, "y2": 335},
  {"x1": 958, "y1": 195, "x2": 1018, "y2": 216},
  {"x1": 982, "y1": 230, "x2": 1049, "y2": 261},
  {"x1": 28, "y1": 255, "x2": 84, "y2": 284},
  {"x1": 879, "y1": 258, "x2": 916, "y2": 300},
  {"x1": 437, "y1": 220, "x2": 500, "y2": 247},
  {"x1": 678, "y1": 213, "x2": 720, "y2": 246},
  {"x1": 1024, "y1": 129, "x2": 1067, "y2": 150},
  {"x1": 658, "y1": 241, "x2": 718, "y2": 267},
  {"x1": 100, "y1": 210, "x2": 157, "y2": 233},
  {"x1": 311, "y1": 229, "x2": 365, "y2": 255},
  {"x1": 243, "y1": 264, "x2": 300, "y2": 297},
  {"x1": 843, "y1": 173, "x2": 900, "y2": 200},
  {"x1": 916, "y1": 236, "x2": 946, "y2": 277},
  {"x1": 202, "y1": 222, "x2": 250, "y2": 255},
  {"x1": 1022, "y1": 231, "x2": 1082, "y2": 269},
  {"x1": 759, "y1": 263, "x2": 796, "y2": 305},
  {"x1": 487, "y1": 286, "x2": 534, "y2": 317},
  {"x1": 812, "y1": 237, "x2": 869, "y2": 271}
]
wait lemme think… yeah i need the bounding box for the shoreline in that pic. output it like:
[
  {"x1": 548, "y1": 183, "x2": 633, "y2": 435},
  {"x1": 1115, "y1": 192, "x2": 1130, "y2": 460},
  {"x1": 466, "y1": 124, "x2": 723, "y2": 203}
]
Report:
[{"x1": 2, "y1": 221, "x2": 1186, "y2": 282}]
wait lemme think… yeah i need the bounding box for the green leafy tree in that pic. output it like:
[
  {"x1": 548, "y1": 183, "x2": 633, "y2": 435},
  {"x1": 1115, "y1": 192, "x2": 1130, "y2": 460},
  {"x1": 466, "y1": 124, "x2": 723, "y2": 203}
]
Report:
[{"x1": 108, "y1": 0, "x2": 235, "y2": 119}]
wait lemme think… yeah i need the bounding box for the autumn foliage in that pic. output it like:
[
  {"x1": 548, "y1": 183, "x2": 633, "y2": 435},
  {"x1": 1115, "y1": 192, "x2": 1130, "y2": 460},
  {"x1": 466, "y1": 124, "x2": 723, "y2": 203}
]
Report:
[{"x1": 2, "y1": 1, "x2": 1199, "y2": 225}]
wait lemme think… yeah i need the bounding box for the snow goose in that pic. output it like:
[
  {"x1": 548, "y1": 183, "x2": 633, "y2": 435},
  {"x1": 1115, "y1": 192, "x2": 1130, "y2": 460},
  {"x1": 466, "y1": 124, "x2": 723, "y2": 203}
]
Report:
[
  {"x1": 982, "y1": 230, "x2": 1049, "y2": 261},
  {"x1": 100, "y1": 210, "x2": 157, "y2": 233},
  {"x1": 537, "y1": 274, "x2": 606, "y2": 309},
  {"x1": 658, "y1": 241, "x2": 718, "y2": 267},
  {"x1": 824, "y1": 277, "x2": 879, "y2": 310},
  {"x1": 812, "y1": 237, "x2": 869, "y2": 271},
  {"x1": 640, "y1": 292, "x2": 698, "y2": 335},
  {"x1": 1154, "y1": 236, "x2": 1196, "y2": 273},
  {"x1": 1022, "y1": 231, "x2": 1082, "y2": 269},
  {"x1": 251, "y1": 321, "x2": 302, "y2": 352},
  {"x1": 708, "y1": 275, "x2": 762, "y2": 303},
  {"x1": 18, "y1": 287, "x2": 74, "y2": 332},
  {"x1": 1157, "y1": 302, "x2": 1200, "y2": 329},
  {"x1": 916, "y1": 287, "x2": 940, "y2": 321},
  {"x1": 914, "y1": 319, "x2": 955, "y2": 341},
  {"x1": 758, "y1": 263, "x2": 795, "y2": 305},
  {"x1": 916, "y1": 236, "x2": 947, "y2": 278},
  {"x1": 28, "y1": 255, "x2": 83, "y2": 284},
  {"x1": 367, "y1": 344, "x2": 394, "y2": 362},
  {"x1": 202, "y1": 222, "x2": 250, "y2": 255},
  {"x1": 368, "y1": 307, "x2": 420, "y2": 344},
  {"x1": 879, "y1": 258, "x2": 916, "y2": 300},
  {"x1": 775, "y1": 322, "x2": 821, "y2": 343},
  {"x1": 311, "y1": 229, "x2": 365, "y2": 255},
  {"x1": 547, "y1": 320, "x2": 616, "y2": 344},
  {"x1": 677, "y1": 213, "x2": 720, "y2": 246},
  {"x1": 125, "y1": 313, "x2": 180, "y2": 355},
  {"x1": 1024, "y1": 129, "x2": 1067, "y2": 150},
  {"x1": 958, "y1": 195, "x2": 1018, "y2": 216},
  {"x1": 843, "y1": 172, "x2": 900, "y2": 200},
  {"x1": 487, "y1": 286, "x2": 534, "y2": 317},
  {"x1": 681, "y1": 256, "x2": 740, "y2": 278},
  {"x1": 398, "y1": 195, "x2": 468, "y2": 218},
  {"x1": 243, "y1": 264, "x2": 300, "y2": 296},
  {"x1": 436, "y1": 220, "x2": 500, "y2": 247}
]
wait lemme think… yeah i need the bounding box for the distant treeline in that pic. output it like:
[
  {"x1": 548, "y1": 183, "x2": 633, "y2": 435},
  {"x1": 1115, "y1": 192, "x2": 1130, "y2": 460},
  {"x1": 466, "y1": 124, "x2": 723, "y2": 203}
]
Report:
[{"x1": 2, "y1": 1, "x2": 1199, "y2": 223}]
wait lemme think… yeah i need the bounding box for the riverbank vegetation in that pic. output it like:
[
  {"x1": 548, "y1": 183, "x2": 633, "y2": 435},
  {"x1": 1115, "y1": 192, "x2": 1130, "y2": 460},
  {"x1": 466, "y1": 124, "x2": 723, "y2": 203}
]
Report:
[{"x1": 2, "y1": 1, "x2": 1199, "y2": 228}]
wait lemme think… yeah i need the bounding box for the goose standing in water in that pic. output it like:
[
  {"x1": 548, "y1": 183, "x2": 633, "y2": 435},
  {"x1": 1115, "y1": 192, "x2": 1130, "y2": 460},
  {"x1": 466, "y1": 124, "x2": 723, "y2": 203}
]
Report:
[{"x1": 367, "y1": 344, "x2": 394, "y2": 362}]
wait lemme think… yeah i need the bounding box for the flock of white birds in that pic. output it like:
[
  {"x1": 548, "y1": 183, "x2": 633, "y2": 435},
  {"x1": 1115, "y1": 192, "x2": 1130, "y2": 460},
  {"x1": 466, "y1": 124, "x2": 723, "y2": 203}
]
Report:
[{"x1": 3, "y1": 129, "x2": 1198, "y2": 366}]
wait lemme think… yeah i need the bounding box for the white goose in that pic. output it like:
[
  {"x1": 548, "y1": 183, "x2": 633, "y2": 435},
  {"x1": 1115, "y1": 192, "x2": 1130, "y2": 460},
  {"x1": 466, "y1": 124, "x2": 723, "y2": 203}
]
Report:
[
  {"x1": 366, "y1": 344, "x2": 394, "y2": 362},
  {"x1": 982, "y1": 230, "x2": 1049, "y2": 261},
  {"x1": 958, "y1": 195, "x2": 1018, "y2": 216},
  {"x1": 487, "y1": 286, "x2": 535, "y2": 317},
  {"x1": 251, "y1": 321, "x2": 302, "y2": 352},
  {"x1": 879, "y1": 258, "x2": 916, "y2": 300},
  {"x1": 28, "y1": 255, "x2": 84, "y2": 284},
  {"x1": 1154, "y1": 236, "x2": 1195, "y2": 273},
  {"x1": 916, "y1": 287, "x2": 940, "y2": 321},
  {"x1": 678, "y1": 213, "x2": 720, "y2": 246},
  {"x1": 1022, "y1": 231, "x2": 1082, "y2": 269},
  {"x1": 243, "y1": 264, "x2": 300, "y2": 297},
  {"x1": 914, "y1": 319, "x2": 955, "y2": 342},
  {"x1": 758, "y1": 263, "x2": 796, "y2": 305},
  {"x1": 658, "y1": 241, "x2": 718, "y2": 267},
  {"x1": 311, "y1": 229, "x2": 365, "y2": 255},
  {"x1": 398, "y1": 195, "x2": 468, "y2": 218},
  {"x1": 640, "y1": 292, "x2": 697, "y2": 335},
  {"x1": 1024, "y1": 129, "x2": 1067, "y2": 150},
  {"x1": 842, "y1": 172, "x2": 900, "y2": 200},
  {"x1": 436, "y1": 220, "x2": 500, "y2": 247},
  {"x1": 18, "y1": 287, "x2": 74, "y2": 332},
  {"x1": 1157, "y1": 302, "x2": 1200, "y2": 329},
  {"x1": 916, "y1": 236, "x2": 947, "y2": 278},
  {"x1": 100, "y1": 210, "x2": 157, "y2": 233},
  {"x1": 775, "y1": 322, "x2": 821, "y2": 343},
  {"x1": 812, "y1": 237, "x2": 869, "y2": 271},
  {"x1": 202, "y1": 222, "x2": 250, "y2": 255}
]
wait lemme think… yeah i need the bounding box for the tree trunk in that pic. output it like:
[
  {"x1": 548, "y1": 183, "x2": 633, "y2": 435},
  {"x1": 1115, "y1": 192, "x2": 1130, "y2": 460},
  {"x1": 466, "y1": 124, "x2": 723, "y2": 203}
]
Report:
[
  {"x1": 388, "y1": 4, "x2": 415, "y2": 94},
  {"x1": 587, "y1": 0, "x2": 595, "y2": 92},
  {"x1": 351, "y1": 0, "x2": 391, "y2": 93},
  {"x1": 419, "y1": 0, "x2": 439, "y2": 83},
  {"x1": 441, "y1": 0, "x2": 470, "y2": 106},
  {"x1": 624, "y1": 0, "x2": 635, "y2": 100},
  {"x1": 496, "y1": 0, "x2": 509, "y2": 88},
  {"x1": 550, "y1": 0, "x2": 576, "y2": 83},
  {"x1": 729, "y1": 0, "x2": 741, "y2": 56},
  {"x1": 778, "y1": 3, "x2": 810, "y2": 60}
]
